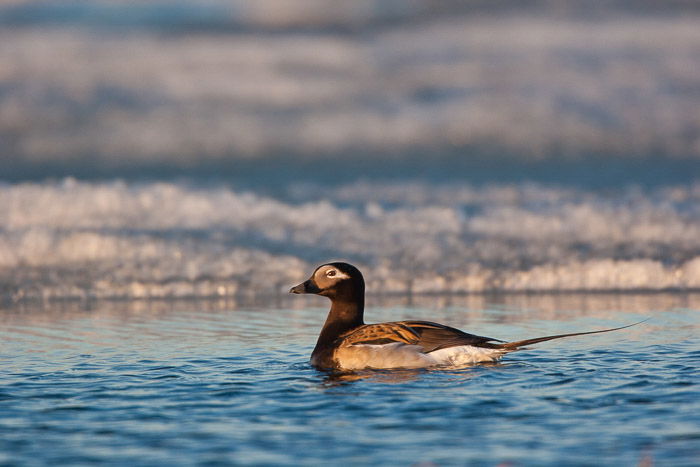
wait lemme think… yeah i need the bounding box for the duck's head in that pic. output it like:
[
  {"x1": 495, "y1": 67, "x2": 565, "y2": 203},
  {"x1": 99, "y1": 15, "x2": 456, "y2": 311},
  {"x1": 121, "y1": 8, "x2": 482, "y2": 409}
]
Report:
[{"x1": 289, "y1": 262, "x2": 365, "y2": 301}]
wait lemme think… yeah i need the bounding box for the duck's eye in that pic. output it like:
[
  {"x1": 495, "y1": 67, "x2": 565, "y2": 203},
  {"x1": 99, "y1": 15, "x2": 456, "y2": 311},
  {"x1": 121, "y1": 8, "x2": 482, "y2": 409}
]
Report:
[{"x1": 326, "y1": 269, "x2": 337, "y2": 278}]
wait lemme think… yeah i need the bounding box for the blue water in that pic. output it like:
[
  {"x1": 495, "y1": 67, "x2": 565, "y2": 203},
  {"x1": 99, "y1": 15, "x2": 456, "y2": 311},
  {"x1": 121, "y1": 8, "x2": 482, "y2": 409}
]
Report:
[{"x1": 1, "y1": 295, "x2": 698, "y2": 466}]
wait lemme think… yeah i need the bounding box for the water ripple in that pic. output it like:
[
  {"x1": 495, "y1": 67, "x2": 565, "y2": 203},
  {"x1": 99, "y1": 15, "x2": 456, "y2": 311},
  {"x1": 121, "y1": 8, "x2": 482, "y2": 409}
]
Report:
[{"x1": 0, "y1": 300, "x2": 698, "y2": 465}]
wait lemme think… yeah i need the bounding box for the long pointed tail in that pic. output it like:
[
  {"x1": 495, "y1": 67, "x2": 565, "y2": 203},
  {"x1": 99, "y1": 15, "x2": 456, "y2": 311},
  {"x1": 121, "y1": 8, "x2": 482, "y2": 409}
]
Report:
[{"x1": 496, "y1": 319, "x2": 649, "y2": 351}]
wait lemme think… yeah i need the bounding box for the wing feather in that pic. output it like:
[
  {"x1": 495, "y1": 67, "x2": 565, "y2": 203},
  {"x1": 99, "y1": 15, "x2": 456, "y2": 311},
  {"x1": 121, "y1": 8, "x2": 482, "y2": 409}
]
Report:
[{"x1": 339, "y1": 320, "x2": 502, "y2": 353}]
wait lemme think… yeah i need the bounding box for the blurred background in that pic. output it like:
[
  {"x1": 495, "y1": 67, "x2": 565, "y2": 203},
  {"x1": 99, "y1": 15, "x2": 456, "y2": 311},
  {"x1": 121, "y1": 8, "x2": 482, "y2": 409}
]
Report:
[{"x1": 1, "y1": 0, "x2": 700, "y2": 300}]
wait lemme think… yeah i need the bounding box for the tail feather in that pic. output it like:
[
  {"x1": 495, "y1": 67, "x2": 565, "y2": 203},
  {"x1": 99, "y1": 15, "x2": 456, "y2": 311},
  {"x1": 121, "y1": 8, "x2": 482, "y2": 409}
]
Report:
[{"x1": 496, "y1": 319, "x2": 648, "y2": 351}]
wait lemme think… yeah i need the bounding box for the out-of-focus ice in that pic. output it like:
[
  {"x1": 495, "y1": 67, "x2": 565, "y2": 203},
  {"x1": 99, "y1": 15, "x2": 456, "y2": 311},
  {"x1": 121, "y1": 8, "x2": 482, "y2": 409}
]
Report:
[
  {"x1": 2, "y1": 179, "x2": 700, "y2": 300},
  {"x1": 3, "y1": 2, "x2": 699, "y2": 301},
  {"x1": 2, "y1": 11, "x2": 700, "y2": 171}
]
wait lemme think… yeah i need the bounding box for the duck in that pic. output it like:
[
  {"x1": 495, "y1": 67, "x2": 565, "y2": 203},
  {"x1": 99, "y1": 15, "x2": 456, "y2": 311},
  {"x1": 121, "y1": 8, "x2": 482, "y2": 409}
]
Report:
[{"x1": 290, "y1": 262, "x2": 642, "y2": 371}]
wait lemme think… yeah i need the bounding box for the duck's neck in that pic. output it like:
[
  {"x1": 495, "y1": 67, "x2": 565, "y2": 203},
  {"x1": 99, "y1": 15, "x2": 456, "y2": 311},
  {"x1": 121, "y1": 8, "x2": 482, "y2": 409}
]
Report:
[{"x1": 312, "y1": 298, "x2": 364, "y2": 355}]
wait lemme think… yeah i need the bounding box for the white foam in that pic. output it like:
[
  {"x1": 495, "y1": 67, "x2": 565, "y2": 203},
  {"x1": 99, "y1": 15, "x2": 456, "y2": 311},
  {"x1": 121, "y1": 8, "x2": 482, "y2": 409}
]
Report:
[{"x1": 2, "y1": 180, "x2": 700, "y2": 300}]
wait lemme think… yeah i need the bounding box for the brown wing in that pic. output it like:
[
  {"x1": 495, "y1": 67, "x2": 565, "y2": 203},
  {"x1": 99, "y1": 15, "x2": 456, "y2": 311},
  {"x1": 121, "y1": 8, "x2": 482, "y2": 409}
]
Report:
[
  {"x1": 338, "y1": 322, "x2": 420, "y2": 347},
  {"x1": 339, "y1": 320, "x2": 503, "y2": 353}
]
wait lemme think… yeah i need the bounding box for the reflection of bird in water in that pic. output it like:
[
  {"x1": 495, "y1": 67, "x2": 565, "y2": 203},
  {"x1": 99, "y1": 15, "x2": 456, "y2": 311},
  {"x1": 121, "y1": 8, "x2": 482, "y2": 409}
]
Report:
[
  {"x1": 322, "y1": 368, "x2": 428, "y2": 385},
  {"x1": 320, "y1": 363, "x2": 507, "y2": 386},
  {"x1": 290, "y1": 262, "x2": 645, "y2": 372}
]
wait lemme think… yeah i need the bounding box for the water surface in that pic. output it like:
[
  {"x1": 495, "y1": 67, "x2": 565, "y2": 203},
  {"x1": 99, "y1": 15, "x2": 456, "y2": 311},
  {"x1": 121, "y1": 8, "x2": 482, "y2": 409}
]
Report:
[{"x1": 1, "y1": 294, "x2": 698, "y2": 466}]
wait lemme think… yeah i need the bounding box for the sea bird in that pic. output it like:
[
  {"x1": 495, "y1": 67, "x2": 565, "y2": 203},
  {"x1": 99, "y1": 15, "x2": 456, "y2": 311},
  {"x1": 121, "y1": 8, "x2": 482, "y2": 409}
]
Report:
[{"x1": 290, "y1": 262, "x2": 642, "y2": 371}]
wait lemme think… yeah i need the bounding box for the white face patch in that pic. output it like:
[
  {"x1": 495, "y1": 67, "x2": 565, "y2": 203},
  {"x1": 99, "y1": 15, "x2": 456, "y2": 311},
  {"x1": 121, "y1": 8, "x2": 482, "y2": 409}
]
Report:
[
  {"x1": 324, "y1": 267, "x2": 350, "y2": 280},
  {"x1": 315, "y1": 265, "x2": 351, "y2": 283}
]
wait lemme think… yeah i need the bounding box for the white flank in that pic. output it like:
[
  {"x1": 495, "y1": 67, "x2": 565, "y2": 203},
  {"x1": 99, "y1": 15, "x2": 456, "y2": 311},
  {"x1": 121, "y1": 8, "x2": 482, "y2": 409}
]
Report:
[
  {"x1": 335, "y1": 343, "x2": 505, "y2": 370},
  {"x1": 426, "y1": 345, "x2": 505, "y2": 367},
  {"x1": 336, "y1": 343, "x2": 435, "y2": 370}
]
